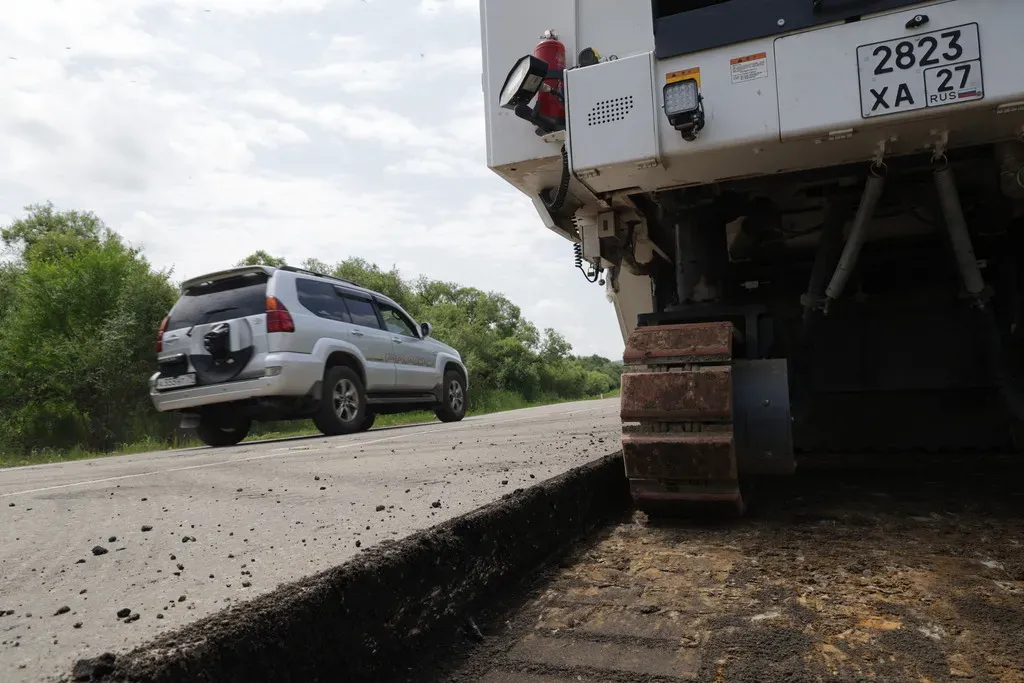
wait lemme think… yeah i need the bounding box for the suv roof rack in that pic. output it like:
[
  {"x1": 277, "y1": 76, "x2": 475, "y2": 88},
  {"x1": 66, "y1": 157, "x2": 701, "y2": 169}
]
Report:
[{"x1": 278, "y1": 265, "x2": 362, "y2": 289}]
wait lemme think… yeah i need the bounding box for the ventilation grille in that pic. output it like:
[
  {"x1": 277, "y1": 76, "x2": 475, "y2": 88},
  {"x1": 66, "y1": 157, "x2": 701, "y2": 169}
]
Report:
[{"x1": 587, "y1": 96, "x2": 634, "y2": 126}]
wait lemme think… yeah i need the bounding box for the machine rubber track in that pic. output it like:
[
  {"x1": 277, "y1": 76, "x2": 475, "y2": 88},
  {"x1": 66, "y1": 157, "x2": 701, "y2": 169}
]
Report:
[{"x1": 620, "y1": 321, "x2": 744, "y2": 517}]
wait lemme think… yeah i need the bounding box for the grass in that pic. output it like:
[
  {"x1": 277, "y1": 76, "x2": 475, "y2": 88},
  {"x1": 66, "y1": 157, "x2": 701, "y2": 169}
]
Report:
[
  {"x1": 0, "y1": 389, "x2": 619, "y2": 469},
  {"x1": 0, "y1": 435, "x2": 198, "y2": 469}
]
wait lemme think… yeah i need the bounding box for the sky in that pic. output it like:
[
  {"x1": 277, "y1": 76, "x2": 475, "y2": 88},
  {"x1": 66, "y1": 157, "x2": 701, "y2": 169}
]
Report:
[{"x1": 0, "y1": 0, "x2": 626, "y2": 360}]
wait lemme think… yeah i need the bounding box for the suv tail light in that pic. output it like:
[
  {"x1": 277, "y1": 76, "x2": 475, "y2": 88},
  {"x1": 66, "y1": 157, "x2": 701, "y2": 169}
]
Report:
[
  {"x1": 156, "y1": 315, "x2": 169, "y2": 353},
  {"x1": 266, "y1": 296, "x2": 295, "y2": 333}
]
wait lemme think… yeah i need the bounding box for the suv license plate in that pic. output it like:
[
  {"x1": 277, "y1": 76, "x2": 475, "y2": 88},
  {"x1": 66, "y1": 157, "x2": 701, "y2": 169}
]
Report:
[
  {"x1": 156, "y1": 373, "x2": 197, "y2": 390},
  {"x1": 857, "y1": 22, "x2": 983, "y2": 119}
]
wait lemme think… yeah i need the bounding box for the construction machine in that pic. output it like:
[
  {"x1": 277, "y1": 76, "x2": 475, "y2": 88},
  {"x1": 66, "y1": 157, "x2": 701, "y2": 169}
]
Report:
[{"x1": 480, "y1": 0, "x2": 1024, "y2": 515}]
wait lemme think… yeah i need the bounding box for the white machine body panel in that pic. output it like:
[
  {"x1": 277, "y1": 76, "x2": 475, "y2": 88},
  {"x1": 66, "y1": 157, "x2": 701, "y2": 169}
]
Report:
[
  {"x1": 480, "y1": 0, "x2": 576, "y2": 171},
  {"x1": 775, "y1": 2, "x2": 1019, "y2": 141},
  {"x1": 482, "y1": 0, "x2": 1024, "y2": 198},
  {"x1": 480, "y1": 0, "x2": 658, "y2": 198},
  {"x1": 566, "y1": 52, "x2": 661, "y2": 178}
]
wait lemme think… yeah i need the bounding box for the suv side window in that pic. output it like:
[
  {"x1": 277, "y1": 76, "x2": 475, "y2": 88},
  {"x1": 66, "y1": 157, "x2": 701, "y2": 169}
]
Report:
[
  {"x1": 377, "y1": 302, "x2": 418, "y2": 338},
  {"x1": 340, "y1": 294, "x2": 382, "y2": 330},
  {"x1": 295, "y1": 279, "x2": 350, "y2": 323}
]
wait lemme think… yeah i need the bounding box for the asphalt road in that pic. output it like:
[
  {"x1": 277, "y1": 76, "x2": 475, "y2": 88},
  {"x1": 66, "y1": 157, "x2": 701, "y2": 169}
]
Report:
[{"x1": 0, "y1": 399, "x2": 620, "y2": 683}]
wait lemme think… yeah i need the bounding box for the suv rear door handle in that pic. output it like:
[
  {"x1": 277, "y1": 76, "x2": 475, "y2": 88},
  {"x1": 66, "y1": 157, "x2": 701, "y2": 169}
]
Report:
[
  {"x1": 392, "y1": 337, "x2": 403, "y2": 344},
  {"x1": 351, "y1": 329, "x2": 365, "y2": 337}
]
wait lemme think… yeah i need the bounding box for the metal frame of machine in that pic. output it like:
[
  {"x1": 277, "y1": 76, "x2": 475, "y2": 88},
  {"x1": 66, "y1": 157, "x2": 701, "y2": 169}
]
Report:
[{"x1": 482, "y1": 0, "x2": 1024, "y2": 515}]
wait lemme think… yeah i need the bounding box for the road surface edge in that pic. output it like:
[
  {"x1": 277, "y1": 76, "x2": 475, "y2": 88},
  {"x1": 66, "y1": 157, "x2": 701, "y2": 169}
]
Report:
[{"x1": 68, "y1": 452, "x2": 629, "y2": 682}]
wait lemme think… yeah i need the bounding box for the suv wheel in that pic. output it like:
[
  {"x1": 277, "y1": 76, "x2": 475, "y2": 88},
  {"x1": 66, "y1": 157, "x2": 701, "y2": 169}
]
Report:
[
  {"x1": 435, "y1": 370, "x2": 467, "y2": 423},
  {"x1": 196, "y1": 414, "x2": 251, "y2": 447},
  {"x1": 314, "y1": 366, "x2": 367, "y2": 436}
]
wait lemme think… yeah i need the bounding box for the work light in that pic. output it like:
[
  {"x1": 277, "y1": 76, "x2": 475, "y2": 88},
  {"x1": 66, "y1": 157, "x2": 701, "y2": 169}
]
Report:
[
  {"x1": 499, "y1": 54, "x2": 548, "y2": 110},
  {"x1": 663, "y1": 78, "x2": 705, "y2": 141}
]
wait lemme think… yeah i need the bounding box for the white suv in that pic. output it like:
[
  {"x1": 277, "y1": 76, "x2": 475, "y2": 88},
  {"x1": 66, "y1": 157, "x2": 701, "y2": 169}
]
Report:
[{"x1": 150, "y1": 265, "x2": 469, "y2": 447}]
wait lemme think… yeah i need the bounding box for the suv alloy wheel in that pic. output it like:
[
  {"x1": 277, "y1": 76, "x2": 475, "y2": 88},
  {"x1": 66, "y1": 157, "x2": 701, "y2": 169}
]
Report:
[
  {"x1": 435, "y1": 370, "x2": 467, "y2": 423},
  {"x1": 314, "y1": 365, "x2": 367, "y2": 435}
]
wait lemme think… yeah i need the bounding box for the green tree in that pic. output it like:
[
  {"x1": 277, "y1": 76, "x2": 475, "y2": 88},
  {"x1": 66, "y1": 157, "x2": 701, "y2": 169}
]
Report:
[
  {"x1": 1, "y1": 201, "x2": 105, "y2": 259},
  {"x1": 331, "y1": 258, "x2": 412, "y2": 310},
  {"x1": 0, "y1": 204, "x2": 178, "y2": 452},
  {"x1": 577, "y1": 354, "x2": 623, "y2": 387},
  {"x1": 236, "y1": 250, "x2": 287, "y2": 268},
  {"x1": 301, "y1": 257, "x2": 331, "y2": 274},
  {"x1": 0, "y1": 262, "x2": 21, "y2": 325},
  {"x1": 540, "y1": 328, "x2": 573, "y2": 361}
]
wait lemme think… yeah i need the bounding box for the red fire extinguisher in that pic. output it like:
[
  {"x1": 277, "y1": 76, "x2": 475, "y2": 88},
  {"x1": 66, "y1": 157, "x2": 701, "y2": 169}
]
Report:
[{"x1": 533, "y1": 29, "x2": 566, "y2": 123}]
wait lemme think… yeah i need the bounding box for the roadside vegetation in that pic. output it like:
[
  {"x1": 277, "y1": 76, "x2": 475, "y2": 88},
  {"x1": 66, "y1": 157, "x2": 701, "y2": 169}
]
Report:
[{"x1": 0, "y1": 203, "x2": 622, "y2": 467}]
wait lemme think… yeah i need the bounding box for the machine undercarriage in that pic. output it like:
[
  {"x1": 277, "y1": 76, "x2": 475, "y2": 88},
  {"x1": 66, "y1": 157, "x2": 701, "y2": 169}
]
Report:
[
  {"x1": 480, "y1": 0, "x2": 1024, "y2": 516},
  {"x1": 617, "y1": 146, "x2": 1024, "y2": 515}
]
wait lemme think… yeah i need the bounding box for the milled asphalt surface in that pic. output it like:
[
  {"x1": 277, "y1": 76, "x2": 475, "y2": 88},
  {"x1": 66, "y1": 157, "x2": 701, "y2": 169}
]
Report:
[{"x1": 0, "y1": 398, "x2": 620, "y2": 683}]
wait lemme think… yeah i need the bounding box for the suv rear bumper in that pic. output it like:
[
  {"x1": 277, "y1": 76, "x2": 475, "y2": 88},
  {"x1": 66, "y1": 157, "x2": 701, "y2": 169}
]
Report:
[{"x1": 149, "y1": 352, "x2": 322, "y2": 412}]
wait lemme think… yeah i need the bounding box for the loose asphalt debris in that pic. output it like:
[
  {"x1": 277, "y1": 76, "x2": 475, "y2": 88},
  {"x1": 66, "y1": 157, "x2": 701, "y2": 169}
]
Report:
[{"x1": 65, "y1": 454, "x2": 627, "y2": 683}]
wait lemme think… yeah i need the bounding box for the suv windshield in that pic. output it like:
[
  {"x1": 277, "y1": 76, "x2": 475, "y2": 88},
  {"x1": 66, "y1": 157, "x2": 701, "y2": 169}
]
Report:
[{"x1": 166, "y1": 272, "x2": 268, "y2": 331}]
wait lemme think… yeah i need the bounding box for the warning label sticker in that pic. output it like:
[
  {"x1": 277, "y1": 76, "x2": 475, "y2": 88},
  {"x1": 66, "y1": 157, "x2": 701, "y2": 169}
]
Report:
[
  {"x1": 667, "y1": 67, "x2": 701, "y2": 88},
  {"x1": 730, "y1": 52, "x2": 768, "y2": 84}
]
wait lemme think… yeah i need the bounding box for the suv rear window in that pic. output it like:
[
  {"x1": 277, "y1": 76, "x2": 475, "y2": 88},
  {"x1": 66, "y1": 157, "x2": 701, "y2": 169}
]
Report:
[{"x1": 167, "y1": 272, "x2": 268, "y2": 331}]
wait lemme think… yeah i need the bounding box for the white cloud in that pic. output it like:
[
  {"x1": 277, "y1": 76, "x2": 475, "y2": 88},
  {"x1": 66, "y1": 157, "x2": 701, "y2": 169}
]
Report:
[
  {"x1": 236, "y1": 89, "x2": 441, "y2": 149},
  {"x1": 168, "y1": 0, "x2": 340, "y2": 16},
  {"x1": 417, "y1": 0, "x2": 477, "y2": 15},
  {"x1": 294, "y1": 45, "x2": 481, "y2": 93},
  {"x1": 326, "y1": 35, "x2": 370, "y2": 54},
  {"x1": 190, "y1": 52, "x2": 250, "y2": 81},
  {"x1": 0, "y1": 0, "x2": 625, "y2": 359},
  {"x1": 385, "y1": 154, "x2": 485, "y2": 178}
]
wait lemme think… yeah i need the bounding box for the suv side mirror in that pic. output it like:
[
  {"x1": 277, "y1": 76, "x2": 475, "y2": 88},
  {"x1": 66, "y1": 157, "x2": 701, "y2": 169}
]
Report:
[{"x1": 420, "y1": 322, "x2": 432, "y2": 338}]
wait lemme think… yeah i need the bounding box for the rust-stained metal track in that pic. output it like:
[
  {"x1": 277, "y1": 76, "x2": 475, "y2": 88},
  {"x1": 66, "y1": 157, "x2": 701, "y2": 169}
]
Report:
[{"x1": 620, "y1": 322, "x2": 743, "y2": 514}]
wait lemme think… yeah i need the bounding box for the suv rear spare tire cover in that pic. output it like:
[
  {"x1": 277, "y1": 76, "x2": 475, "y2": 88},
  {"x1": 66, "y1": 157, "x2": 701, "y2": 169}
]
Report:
[{"x1": 192, "y1": 320, "x2": 256, "y2": 384}]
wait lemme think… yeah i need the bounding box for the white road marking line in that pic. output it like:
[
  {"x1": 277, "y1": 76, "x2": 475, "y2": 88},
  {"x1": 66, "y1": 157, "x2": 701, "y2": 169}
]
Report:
[{"x1": 1, "y1": 404, "x2": 613, "y2": 497}]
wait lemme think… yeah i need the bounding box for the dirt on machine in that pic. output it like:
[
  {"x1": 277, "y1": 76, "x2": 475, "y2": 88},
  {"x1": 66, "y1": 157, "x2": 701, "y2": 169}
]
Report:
[{"x1": 482, "y1": 0, "x2": 1024, "y2": 515}]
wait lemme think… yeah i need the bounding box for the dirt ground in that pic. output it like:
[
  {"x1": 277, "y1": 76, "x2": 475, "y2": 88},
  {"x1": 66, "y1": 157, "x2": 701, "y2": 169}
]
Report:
[{"x1": 437, "y1": 456, "x2": 1024, "y2": 683}]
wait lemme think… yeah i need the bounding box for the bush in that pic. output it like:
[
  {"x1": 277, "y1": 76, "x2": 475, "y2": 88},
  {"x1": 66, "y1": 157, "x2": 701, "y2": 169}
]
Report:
[{"x1": 0, "y1": 203, "x2": 179, "y2": 453}]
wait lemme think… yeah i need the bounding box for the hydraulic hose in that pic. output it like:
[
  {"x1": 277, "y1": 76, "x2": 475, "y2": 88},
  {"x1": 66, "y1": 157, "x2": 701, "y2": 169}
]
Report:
[
  {"x1": 933, "y1": 162, "x2": 1024, "y2": 424},
  {"x1": 801, "y1": 199, "x2": 848, "y2": 331},
  {"x1": 793, "y1": 198, "x2": 849, "y2": 416},
  {"x1": 933, "y1": 164, "x2": 985, "y2": 297},
  {"x1": 825, "y1": 167, "x2": 886, "y2": 302}
]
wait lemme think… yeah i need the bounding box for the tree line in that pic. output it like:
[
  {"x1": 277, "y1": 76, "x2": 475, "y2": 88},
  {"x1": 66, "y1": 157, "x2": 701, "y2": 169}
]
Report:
[{"x1": 0, "y1": 203, "x2": 622, "y2": 456}]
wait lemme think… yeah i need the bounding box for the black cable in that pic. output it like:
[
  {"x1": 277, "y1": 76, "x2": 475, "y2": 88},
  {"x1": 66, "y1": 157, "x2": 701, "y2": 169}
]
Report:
[
  {"x1": 541, "y1": 145, "x2": 570, "y2": 213},
  {"x1": 573, "y1": 243, "x2": 599, "y2": 282}
]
